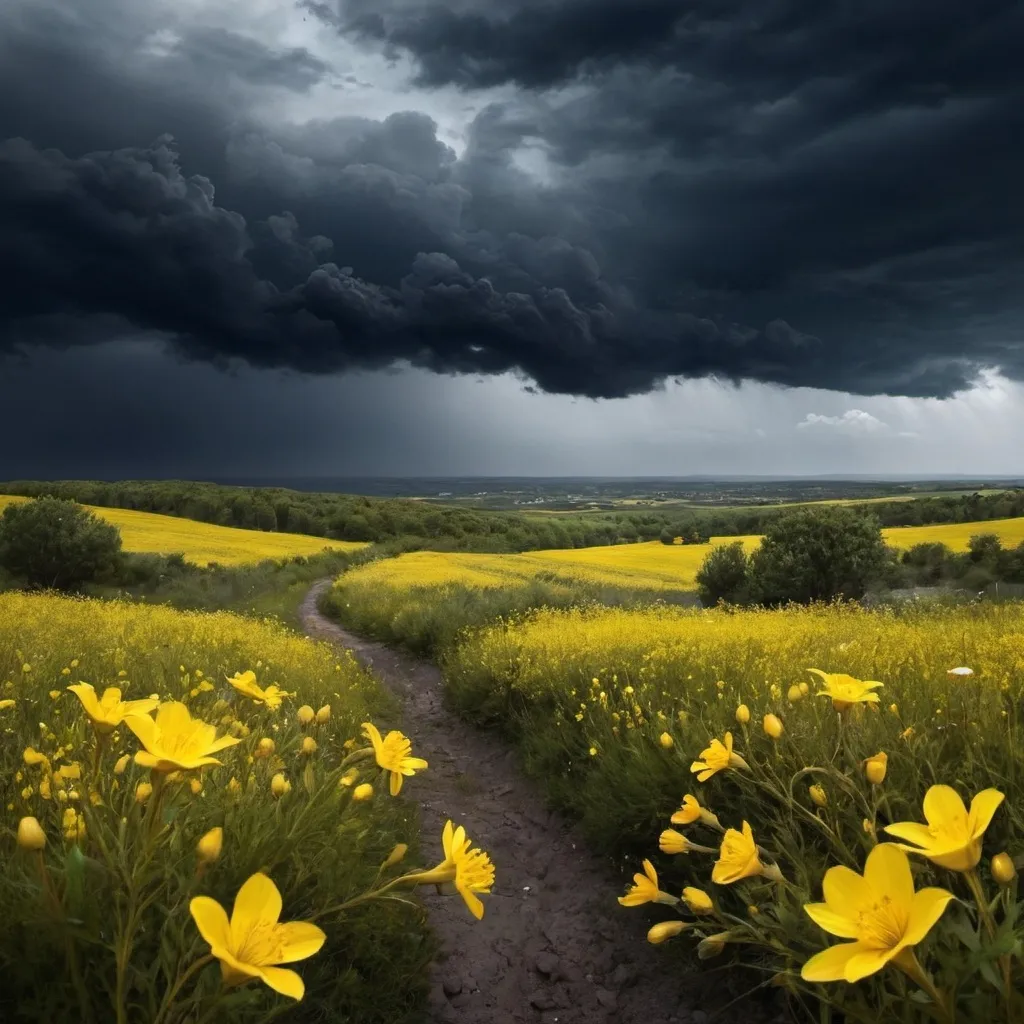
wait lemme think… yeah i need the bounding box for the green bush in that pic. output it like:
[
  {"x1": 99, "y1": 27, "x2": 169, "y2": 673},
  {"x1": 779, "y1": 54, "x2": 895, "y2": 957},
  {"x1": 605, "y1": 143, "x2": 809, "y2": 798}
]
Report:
[
  {"x1": 695, "y1": 541, "x2": 750, "y2": 606},
  {"x1": 0, "y1": 497, "x2": 122, "y2": 590},
  {"x1": 748, "y1": 507, "x2": 887, "y2": 605}
]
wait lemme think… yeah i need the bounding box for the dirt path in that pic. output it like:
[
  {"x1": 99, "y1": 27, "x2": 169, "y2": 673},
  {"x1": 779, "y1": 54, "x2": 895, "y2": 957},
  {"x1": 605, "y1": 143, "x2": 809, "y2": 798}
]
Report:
[{"x1": 300, "y1": 581, "x2": 771, "y2": 1024}]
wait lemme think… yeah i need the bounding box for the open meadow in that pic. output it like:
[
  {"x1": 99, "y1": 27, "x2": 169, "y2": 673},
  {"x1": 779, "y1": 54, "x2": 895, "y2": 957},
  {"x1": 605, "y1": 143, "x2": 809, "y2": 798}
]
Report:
[
  {"x1": 0, "y1": 495, "x2": 366, "y2": 566},
  {"x1": 0, "y1": 590, "x2": 495, "y2": 1023}
]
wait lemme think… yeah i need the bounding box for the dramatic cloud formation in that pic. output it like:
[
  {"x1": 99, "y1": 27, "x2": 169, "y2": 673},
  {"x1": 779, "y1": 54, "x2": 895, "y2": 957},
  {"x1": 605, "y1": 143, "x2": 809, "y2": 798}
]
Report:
[{"x1": 1, "y1": 0, "x2": 1022, "y2": 410}]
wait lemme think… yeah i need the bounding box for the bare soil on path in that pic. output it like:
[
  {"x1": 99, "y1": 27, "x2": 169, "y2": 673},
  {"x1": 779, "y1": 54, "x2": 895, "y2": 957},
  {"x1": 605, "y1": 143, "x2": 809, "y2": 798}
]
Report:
[{"x1": 300, "y1": 581, "x2": 776, "y2": 1024}]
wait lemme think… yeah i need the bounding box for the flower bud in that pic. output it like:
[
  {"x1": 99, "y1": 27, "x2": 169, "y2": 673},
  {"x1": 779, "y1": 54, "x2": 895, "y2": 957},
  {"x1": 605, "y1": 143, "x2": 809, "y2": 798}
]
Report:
[
  {"x1": 271, "y1": 773, "x2": 291, "y2": 798},
  {"x1": 340, "y1": 770, "x2": 358, "y2": 787},
  {"x1": 697, "y1": 933, "x2": 729, "y2": 959},
  {"x1": 297, "y1": 705, "x2": 315, "y2": 727},
  {"x1": 316, "y1": 704, "x2": 331, "y2": 724},
  {"x1": 135, "y1": 782, "x2": 153, "y2": 804},
  {"x1": 659, "y1": 829, "x2": 690, "y2": 855},
  {"x1": 658, "y1": 732, "x2": 674, "y2": 749},
  {"x1": 196, "y1": 827, "x2": 223, "y2": 863},
  {"x1": 763, "y1": 713, "x2": 784, "y2": 739},
  {"x1": 353, "y1": 783, "x2": 374, "y2": 802},
  {"x1": 864, "y1": 751, "x2": 887, "y2": 786},
  {"x1": 991, "y1": 852, "x2": 1017, "y2": 886},
  {"x1": 647, "y1": 920, "x2": 687, "y2": 944},
  {"x1": 799, "y1": 682, "x2": 809, "y2": 696},
  {"x1": 682, "y1": 887, "x2": 714, "y2": 915},
  {"x1": 255, "y1": 738, "x2": 275, "y2": 758},
  {"x1": 113, "y1": 754, "x2": 130, "y2": 775},
  {"x1": 809, "y1": 784, "x2": 828, "y2": 808},
  {"x1": 189, "y1": 778, "x2": 203, "y2": 795},
  {"x1": 787, "y1": 684, "x2": 803, "y2": 703},
  {"x1": 384, "y1": 843, "x2": 408, "y2": 868},
  {"x1": 227, "y1": 776, "x2": 242, "y2": 796},
  {"x1": 301, "y1": 736, "x2": 318, "y2": 756},
  {"x1": 735, "y1": 704, "x2": 750, "y2": 725},
  {"x1": 17, "y1": 816, "x2": 46, "y2": 851}
]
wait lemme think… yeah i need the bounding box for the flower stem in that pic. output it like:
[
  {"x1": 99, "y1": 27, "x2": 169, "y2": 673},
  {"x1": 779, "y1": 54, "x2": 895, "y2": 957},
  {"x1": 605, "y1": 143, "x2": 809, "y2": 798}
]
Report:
[
  {"x1": 152, "y1": 954, "x2": 214, "y2": 1024},
  {"x1": 893, "y1": 949, "x2": 955, "y2": 1024}
]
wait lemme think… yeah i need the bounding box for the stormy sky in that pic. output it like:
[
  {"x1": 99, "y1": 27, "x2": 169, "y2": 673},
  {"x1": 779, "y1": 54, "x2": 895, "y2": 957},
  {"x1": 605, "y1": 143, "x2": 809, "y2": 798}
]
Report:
[{"x1": 1, "y1": 0, "x2": 1022, "y2": 478}]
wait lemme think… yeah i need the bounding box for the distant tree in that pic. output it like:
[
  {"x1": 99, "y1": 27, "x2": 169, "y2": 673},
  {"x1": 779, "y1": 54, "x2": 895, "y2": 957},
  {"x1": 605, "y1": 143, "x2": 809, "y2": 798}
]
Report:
[
  {"x1": 695, "y1": 542, "x2": 750, "y2": 606},
  {"x1": 747, "y1": 507, "x2": 887, "y2": 605},
  {"x1": 967, "y1": 533, "x2": 1002, "y2": 565},
  {"x1": 0, "y1": 497, "x2": 122, "y2": 591},
  {"x1": 659, "y1": 527, "x2": 675, "y2": 545}
]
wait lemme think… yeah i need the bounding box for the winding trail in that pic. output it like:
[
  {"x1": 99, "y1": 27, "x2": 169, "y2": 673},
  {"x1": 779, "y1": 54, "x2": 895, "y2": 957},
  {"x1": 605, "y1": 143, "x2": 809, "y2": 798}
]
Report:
[{"x1": 300, "y1": 581, "x2": 768, "y2": 1024}]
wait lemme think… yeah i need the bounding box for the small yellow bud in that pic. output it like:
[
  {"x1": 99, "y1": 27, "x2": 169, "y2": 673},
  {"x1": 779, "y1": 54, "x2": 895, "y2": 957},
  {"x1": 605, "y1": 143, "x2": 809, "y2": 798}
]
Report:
[
  {"x1": 353, "y1": 783, "x2": 374, "y2": 802},
  {"x1": 659, "y1": 829, "x2": 691, "y2": 855},
  {"x1": 135, "y1": 782, "x2": 153, "y2": 804},
  {"x1": 196, "y1": 827, "x2": 223, "y2": 863},
  {"x1": 900, "y1": 726, "x2": 915, "y2": 741},
  {"x1": 735, "y1": 704, "x2": 750, "y2": 725},
  {"x1": 271, "y1": 773, "x2": 291, "y2": 798},
  {"x1": 647, "y1": 920, "x2": 686, "y2": 944},
  {"x1": 0, "y1": 698, "x2": 15, "y2": 710},
  {"x1": 227, "y1": 777, "x2": 242, "y2": 795},
  {"x1": 658, "y1": 731, "x2": 674, "y2": 749},
  {"x1": 787, "y1": 684, "x2": 803, "y2": 703},
  {"x1": 864, "y1": 751, "x2": 887, "y2": 786},
  {"x1": 799, "y1": 682, "x2": 809, "y2": 696},
  {"x1": 340, "y1": 771, "x2": 358, "y2": 787},
  {"x1": 763, "y1": 713, "x2": 784, "y2": 739},
  {"x1": 682, "y1": 887, "x2": 714, "y2": 915},
  {"x1": 697, "y1": 933, "x2": 729, "y2": 959},
  {"x1": 297, "y1": 705, "x2": 315, "y2": 726},
  {"x1": 384, "y1": 843, "x2": 409, "y2": 868},
  {"x1": 863, "y1": 817, "x2": 877, "y2": 839},
  {"x1": 166, "y1": 771, "x2": 184, "y2": 784},
  {"x1": 991, "y1": 853, "x2": 1017, "y2": 886},
  {"x1": 255, "y1": 738, "x2": 275, "y2": 758},
  {"x1": 316, "y1": 704, "x2": 331, "y2": 724},
  {"x1": 300, "y1": 736, "x2": 318, "y2": 756},
  {"x1": 889, "y1": 703, "x2": 899, "y2": 714},
  {"x1": 189, "y1": 778, "x2": 203, "y2": 796},
  {"x1": 113, "y1": 754, "x2": 130, "y2": 775},
  {"x1": 809, "y1": 784, "x2": 828, "y2": 808},
  {"x1": 17, "y1": 816, "x2": 46, "y2": 851}
]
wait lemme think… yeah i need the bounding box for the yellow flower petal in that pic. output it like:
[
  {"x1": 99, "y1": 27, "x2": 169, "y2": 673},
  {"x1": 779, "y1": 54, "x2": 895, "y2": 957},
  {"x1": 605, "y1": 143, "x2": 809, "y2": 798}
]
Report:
[
  {"x1": 922, "y1": 785, "x2": 968, "y2": 828},
  {"x1": 190, "y1": 896, "x2": 232, "y2": 950},
  {"x1": 255, "y1": 965, "x2": 306, "y2": 1001},
  {"x1": 967, "y1": 789, "x2": 1005, "y2": 839},
  {"x1": 231, "y1": 873, "x2": 282, "y2": 949},
  {"x1": 801, "y1": 940, "x2": 871, "y2": 983},
  {"x1": 804, "y1": 902, "x2": 860, "y2": 940},
  {"x1": 274, "y1": 921, "x2": 328, "y2": 963},
  {"x1": 903, "y1": 887, "x2": 955, "y2": 946}
]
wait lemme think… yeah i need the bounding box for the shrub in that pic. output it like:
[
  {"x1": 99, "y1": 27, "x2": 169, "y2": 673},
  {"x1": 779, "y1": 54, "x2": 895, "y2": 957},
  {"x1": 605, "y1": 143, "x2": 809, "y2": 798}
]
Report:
[
  {"x1": 748, "y1": 507, "x2": 887, "y2": 604},
  {"x1": 0, "y1": 497, "x2": 122, "y2": 590},
  {"x1": 695, "y1": 541, "x2": 750, "y2": 606},
  {"x1": 0, "y1": 593, "x2": 495, "y2": 1023}
]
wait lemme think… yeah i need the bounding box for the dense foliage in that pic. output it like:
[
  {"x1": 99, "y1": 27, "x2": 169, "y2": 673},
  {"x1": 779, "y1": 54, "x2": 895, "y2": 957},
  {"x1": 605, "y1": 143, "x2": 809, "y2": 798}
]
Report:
[
  {"x1": 0, "y1": 497, "x2": 122, "y2": 590},
  {"x1": 4, "y1": 479, "x2": 1021, "y2": 553}
]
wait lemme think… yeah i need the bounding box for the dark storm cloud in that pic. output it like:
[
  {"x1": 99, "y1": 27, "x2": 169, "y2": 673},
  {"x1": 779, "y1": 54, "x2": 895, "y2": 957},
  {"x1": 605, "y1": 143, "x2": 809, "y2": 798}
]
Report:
[{"x1": 1, "y1": 0, "x2": 1024, "y2": 402}]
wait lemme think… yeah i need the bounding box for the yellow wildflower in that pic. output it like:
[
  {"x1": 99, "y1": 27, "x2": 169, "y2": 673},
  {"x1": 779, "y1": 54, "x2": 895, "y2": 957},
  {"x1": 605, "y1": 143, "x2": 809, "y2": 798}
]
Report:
[
  {"x1": 807, "y1": 669, "x2": 883, "y2": 712},
  {"x1": 361, "y1": 722, "x2": 428, "y2": 796},
  {"x1": 67, "y1": 684, "x2": 158, "y2": 734},
  {"x1": 712, "y1": 822, "x2": 782, "y2": 885},
  {"x1": 658, "y1": 732, "x2": 674, "y2": 749},
  {"x1": 659, "y1": 829, "x2": 713, "y2": 855},
  {"x1": 255, "y1": 738, "x2": 275, "y2": 758},
  {"x1": 271, "y1": 773, "x2": 291, "y2": 799},
  {"x1": 136, "y1": 782, "x2": 153, "y2": 804},
  {"x1": 113, "y1": 754, "x2": 130, "y2": 775},
  {"x1": 126, "y1": 702, "x2": 240, "y2": 773},
  {"x1": 315, "y1": 704, "x2": 331, "y2": 724},
  {"x1": 403, "y1": 820, "x2": 496, "y2": 920},
  {"x1": 190, "y1": 873, "x2": 326, "y2": 1000},
  {"x1": 884, "y1": 785, "x2": 1004, "y2": 872},
  {"x1": 809, "y1": 784, "x2": 828, "y2": 808},
  {"x1": 618, "y1": 859, "x2": 679, "y2": 907},
  {"x1": 0, "y1": 698, "x2": 15, "y2": 710},
  {"x1": 763, "y1": 713, "x2": 784, "y2": 739},
  {"x1": 226, "y1": 671, "x2": 293, "y2": 711},
  {"x1": 735, "y1": 704, "x2": 750, "y2": 725},
  {"x1": 353, "y1": 783, "x2": 374, "y2": 801},
  {"x1": 690, "y1": 732, "x2": 749, "y2": 783},
  {"x1": 802, "y1": 844, "x2": 953, "y2": 983},
  {"x1": 297, "y1": 705, "x2": 315, "y2": 726},
  {"x1": 787, "y1": 684, "x2": 803, "y2": 703},
  {"x1": 300, "y1": 736, "x2": 317, "y2": 756},
  {"x1": 671, "y1": 794, "x2": 702, "y2": 825}
]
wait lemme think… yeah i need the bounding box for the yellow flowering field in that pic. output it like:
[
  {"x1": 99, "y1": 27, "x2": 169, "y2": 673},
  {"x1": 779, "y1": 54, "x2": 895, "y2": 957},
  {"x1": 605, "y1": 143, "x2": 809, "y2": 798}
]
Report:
[
  {"x1": 340, "y1": 537, "x2": 762, "y2": 593},
  {"x1": 0, "y1": 592, "x2": 493, "y2": 1022},
  {"x1": 882, "y1": 517, "x2": 1024, "y2": 552},
  {"x1": 0, "y1": 494, "x2": 366, "y2": 566},
  {"x1": 445, "y1": 602, "x2": 1024, "y2": 1021}
]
